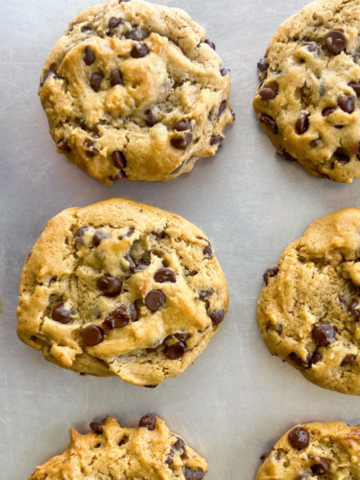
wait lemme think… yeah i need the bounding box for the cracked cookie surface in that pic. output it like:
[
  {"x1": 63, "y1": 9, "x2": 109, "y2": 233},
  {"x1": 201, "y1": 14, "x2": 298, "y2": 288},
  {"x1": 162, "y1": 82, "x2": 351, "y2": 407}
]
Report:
[
  {"x1": 39, "y1": 0, "x2": 234, "y2": 184},
  {"x1": 253, "y1": 0, "x2": 360, "y2": 183},
  {"x1": 258, "y1": 208, "x2": 360, "y2": 395},
  {"x1": 17, "y1": 198, "x2": 228, "y2": 386},
  {"x1": 29, "y1": 416, "x2": 208, "y2": 480},
  {"x1": 256, "y1": 421, "x2": 360, "y2": 480}
]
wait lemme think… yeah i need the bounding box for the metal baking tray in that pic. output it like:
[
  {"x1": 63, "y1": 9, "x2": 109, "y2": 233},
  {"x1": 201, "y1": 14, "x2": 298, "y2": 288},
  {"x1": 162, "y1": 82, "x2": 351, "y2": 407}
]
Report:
[{"x1": 1, "y1": 0, "x2": 360, "y2": 478}]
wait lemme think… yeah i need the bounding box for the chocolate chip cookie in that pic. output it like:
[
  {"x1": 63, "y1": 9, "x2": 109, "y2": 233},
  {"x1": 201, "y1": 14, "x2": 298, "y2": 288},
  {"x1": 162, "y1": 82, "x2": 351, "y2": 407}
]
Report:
[
  {"x1": 257, "y1": 421, "x2": 360, "y2": 480},
  {"x1": 29, "y1": 416, "x2": 208, "y2": 480},
  {"x1": 257, "y1": 208, "x2": 360, "y2": 395},
  {"x1": 39, "y1": 0, "x2": 234, "y2": 184},
  {"x1": 253, "y1": 0, "x2": 360, "y2": 183},
  {"x1": 17, "y1": 198, "x2": 228, "y2": 386}
]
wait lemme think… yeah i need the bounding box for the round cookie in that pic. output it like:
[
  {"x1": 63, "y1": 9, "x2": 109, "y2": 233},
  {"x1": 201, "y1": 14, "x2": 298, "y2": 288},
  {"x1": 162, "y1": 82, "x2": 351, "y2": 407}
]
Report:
[
  {"x1": 257, "y1": 421, "x2": 360, "y2": 480},
  {"x1": 17, "y1": 198, "x2": 228, "y2": 386},
  {"x1": 253, "y1": 0, "x2": 360, "y2": 183},
  {"x1": 257, "y1": 208, "x2": 360, "y2": 395},
  {"x1": 29, "y1": 415, "x2": 208, "y2": 480},
  {"x1": 39, "y1": 0, "x2": 234, "y2": 184}
]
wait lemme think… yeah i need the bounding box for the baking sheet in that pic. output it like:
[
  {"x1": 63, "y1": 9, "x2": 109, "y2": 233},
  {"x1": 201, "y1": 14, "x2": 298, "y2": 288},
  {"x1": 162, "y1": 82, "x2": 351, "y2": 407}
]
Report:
[{"x1": 1, "y1": 0, "x2": 360, "y2": 478}]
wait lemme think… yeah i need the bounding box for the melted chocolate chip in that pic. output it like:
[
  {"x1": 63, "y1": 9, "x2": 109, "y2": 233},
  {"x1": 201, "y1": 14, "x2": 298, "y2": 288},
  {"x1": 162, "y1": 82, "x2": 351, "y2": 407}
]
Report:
[
  {"x1": 93, "y1": 230, "x2": 109, "y2": 247},
  {"x1": 112, "y1": 151, "x2": 126, "y2": 169},
  {"x1": 81, "y1": 325, "x2": 104, "y2": 346},
  {"x1": 139, "y1": 414, "x2": 156, "y2": 430},
  {"x1": 289, "y1": 352, "x2": 310, "y2": 368},
  {"x1": 175, "y1": 333, "x2": 190, "y2": 343},
  {"x1": 288, "y1": 427, "x2": 310, "y2": 449},
  {"x1": 171, "y1": 133, "x2": 192, "y2": 150},
  {"x1": 311, "y1": 457, "x2": 331, "y2": 475},
  {"x1": 154, "y1": 268, "x2": 176, "y2": 283},
  {"x1": 325, "y1": 30, "x2": 347, "y2": 55},
  {"x1": 349, "y1": 82, "x2": 360, "y2": 97},
  {"x1": 84, "y1": 46, "x2": 95, "y2": 65},
  {"x1": 52, "y1": 304, "x2": 72, "y2": 324},
  {"x1": 263, "y1": 266, "x2": 279, "y2": 285},
  {"x1": 145, "y1": 110, "x2": 157, "y2": 126},
  {"x1": 259, "y1": 114, "x2": 278, "y2": 133},
  {"x1": 259, "y1": 87, "x2": 277, "y2": 100},
  {"x1": 277, "y1": 149, "x2": 296, "y2": 161},
  {"x1": 57, "y1": 138, "x2": 71, "y2": 152},
  {"x1": 295, "y1": 113, "x2": 309, "y2": 135},
  {"x1": 90, "y1": 72, "x2": 103, "y2": 92},
  {"x1": 219, "y1": 100, "x2": 228, "y2": 116},
  {"x1": 131, "y1": 43, "x2": 149, "y2": 58},
  {"x1": 341, "y1": 354, "x2": 357, "y2": 366},
  {"x1": 204, "y1": 39, "x2": 215, "y2": 50},
  {"x1": 184, "y1": 468, "x2": 205, "y2": 480},
  {"x1": 208, "y1": 310, "x2": 225, "y2": 325},
  {"x1": 338, "y1": 95, "x2": 355, "y2": 113},
  {"x1": 174, "y1": 118, "x2": 192, "y2": 131},
  {"x1": 164, "y1": 340, "x2": 186, "y2": 359},
  {"x1": 103, "y1": 305, "x2": 131, "y2": 331},
  {"x1": 311, "y1": 352, "x2": 322, "y2": 364},
  {"x1": 145, "y1": 290, "x2": 166, "y2": 312},
  {"x1": 97, "y1": 275, "x2": 122, "y2": 297},
  {"x1": 108, "y1": 17, "x2": 122, "y2": 29},
  {"x1": 311, "y1": 324, "x2": 335, "y2": 346},
  {"x1": 110, "y1": 69, "x2": 123, "y2": 86},
  {"x1": 90, "y1": 419, "x2": 106, "y2": 433}
]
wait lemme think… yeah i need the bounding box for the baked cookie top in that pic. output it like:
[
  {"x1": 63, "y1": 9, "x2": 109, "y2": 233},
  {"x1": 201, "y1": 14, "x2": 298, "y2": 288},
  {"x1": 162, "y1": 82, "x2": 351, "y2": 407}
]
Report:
[
  {"x1": 29, "y1": 416, "x2": 208, "y2": 480},
  {"x1": 17, "y1": 198, "x2": 228, "y2": 386},
  {"x1": 257, "y1": 421, "x2": 360, "y2": 480},
  {"x1": 258, "y1": 208, "x2": 360, "y2": 395},
  {"x1": 39, "y1": 0, "x2": 234, "y2": 184},
  {"x1": 253, "y1": 0, "x2": 360, "y2": 183}
]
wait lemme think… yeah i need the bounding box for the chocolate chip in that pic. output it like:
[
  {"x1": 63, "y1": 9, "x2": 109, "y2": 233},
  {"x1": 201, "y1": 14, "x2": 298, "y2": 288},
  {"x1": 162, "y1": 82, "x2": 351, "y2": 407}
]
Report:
[
  {"x1": 311, "y1": 457, "x2": 331, "y2": 475},
  {"x1": 325, "y1": 30, "x2": 346, "y2": 55},
  {"x1": 57, "y1": 138, "x2": 71, "y2": 152},
  {"x1": 348, "y1": 299, "x2": 360, "y2": 321},
  {"x1": 97, "y1": 275, "x2": 122, "y2": 297},
  {"x1": 289, "y1": 352, "x2": 310, "y2": 368},
  {"x1": 151, "y1": 230, "x2": 166, "y2": 239},
  {"x1": 84, "y1": 46, "x2": 95, "y2": 65},
  {"x1": 171, "y1": 133, "x2": 192, "y2": 150},
  {"x1": 341, "y1": 354, "x2": 357, "y2": 366},
  {"x1": 93, "y1": 230, "x2": 109, "y2": 247},
  {"x1": 202, "y1": 239, "x2": 212, "y2": 256},
  {"x1": 74, "y1": 227, "x2": 88, "y2": 239},
  {"x1": 208, "y1": 310, "x2": 225, "y2": 325},
  {"x1": 164, "y1": 340, "x2": 186, "y2": 359},
  {"x1": 184, "y1": 468, "x2": 205, "y2": 480},
  {"x1": 145, "y1": 290, "x2": 166, "y2": 312},
  {"x1": 90, "y1": 420, "x2": 106, "y2": 434},
  {"x1": 204, "y1": 39, "x2": 215, "y2": 50},
  {"x1": 307, "y1": 44, "x2": 318, "y2": 53},
  {"x1": 311, "y1": 352, "x2": 322, "y2": 364},
  {"x1": 52, "y1": 304, "x2": 72, "y2": 324},
  {"x1": 126, "y1": 227, "x2": 134, "y2": 237},
  {"x1": 154, "y1": 268, "x2": 176, "y2": 283},
  {"x1": 174, "y1": 118, "x2": 192, "y2": 131},
  {"x1": 174, "y1": 437, "x2": 186, "y2": 454},
  {"x1": 125, "y1": 26, "x2": 145, "y2": 40},
  {"x1": 139, "y1": 414, "x2": 156, "y2": 430},
  {"x1": 112, "y1": 151, "x2": 126, "y2": 169},
  {"x1": 90, "y1": 72, "x2": 103, "y2": 92},
  {"x1": 81, "y1": 325, "x2": 104, "y2": 346},
  {"x1": 165, "y1": 450, "x2": 174, "y2": 467},
  {"x1": 198, "y1": 289, "x2": 213, "y2": 300},
  {"x1": 103, "y1": 305, "x2": 131, "y2": 331},
  {"x1": 257, "y1": 58, "x2": 268, "y2": 75},
  {"x1": 131, "y1": 43, "x2": 149, "y2": 58},
  {"x1": 40, "y1": 70, "x2": 56, "y2": 87},
  {"x1": 145, "y1": 110, "x2": 157, "y2": 126},
  {"x1": 288, "y1": 427, "x2": 310, "y2": 449},
  {"x1": 210, "y1": 134, "x2": 223, "y2": 147},
  {"x1": 144, "y1": 384, "x2": 158, "y2": 388},
  {"x1": 108, "y1": 17, "x2": 122, "y2": 29},
  {"x1": 109, "y1": 174, "x2": 120, "y2": 182},
  {"x1": 218, "y1": 100, "x2": 228, "y2": 116},
  {"x1": 220, "y1": 67, "x2": 229, "y2": 76},
  {"x1": 349, "y1": 82, "x2": 360, "y2": 97},
  {"x1": 338, "y1": 95, "x2": 355, "y2": 113},
  {"x1": 175, "y1": 333, "x2": 190, "y2": 343},
  {"x1": 277, "y1": 149, "x2": 296, "y2": 161},
  {"x1": 311, "y1": 324, "x2": 335, "y2": 346},
  {"x1": 259, "y1": 114, "x2": 278, "y2": 133},
  {"x1": 110, "y1": 69, "x2": 123, "y2": 86},
  {"x1": 295, "y1": 113, "x2": 309, "y2": 135},
  {"x1": 333, "y1": 149, "x2": 350, "y2": 165},
  {"x1": 129, "y1": 302, "x2": 139, "y2": 322},
  {"x1": 263, "y1": 266, "x2": 279, "y2": 285},
  {"x1": 81, "y1": 26, "x2": 91, "y2": 33},
  {"x1": 259, "y1": 87, "x2": 277, "y2": 100},
  {"x1": 309, "y1": 137, "x2": 321, "y2": 148}
]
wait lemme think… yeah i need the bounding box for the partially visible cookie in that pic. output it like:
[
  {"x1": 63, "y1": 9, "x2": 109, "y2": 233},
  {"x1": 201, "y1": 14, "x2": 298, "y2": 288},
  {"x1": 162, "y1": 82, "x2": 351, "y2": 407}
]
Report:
[
  {"x1": 17, "y1": 198, "x2": 228, "y2": 386},
  {"x1": 39, "y1": 0, "x2": 234, "y2": 184},
  {"x1": 256, "y1": 421, "x2": 360, "y2": 480},
  {"x1": 29, "y1": 415, "x2": 208, "y2": 480},
  {"x1": 258, "y1": 208, "x2": 360, "y2": 395},
  {"x1": 253, "y1": 0, "x2": 360, "y2": 183}
]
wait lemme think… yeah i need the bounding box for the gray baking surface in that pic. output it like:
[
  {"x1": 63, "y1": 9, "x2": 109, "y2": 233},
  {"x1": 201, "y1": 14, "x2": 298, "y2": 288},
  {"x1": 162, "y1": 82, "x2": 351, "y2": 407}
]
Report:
[{"x1": 1, "y1": 0, "x2": 360, "y2": 478}]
